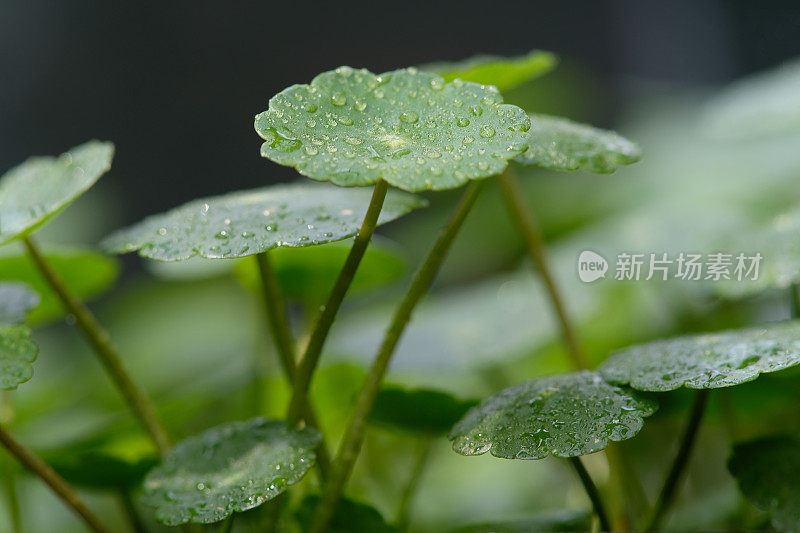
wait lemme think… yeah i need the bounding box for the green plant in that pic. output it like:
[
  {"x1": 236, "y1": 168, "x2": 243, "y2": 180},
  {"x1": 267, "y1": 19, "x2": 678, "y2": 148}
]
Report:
[{"x1": 1, "y1": 50, "x2": 800, "y2": 533}]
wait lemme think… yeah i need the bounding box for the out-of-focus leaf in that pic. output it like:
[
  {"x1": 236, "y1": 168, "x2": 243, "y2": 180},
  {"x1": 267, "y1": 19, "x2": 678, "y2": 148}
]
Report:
[
  {"x1": 255, "y1": 67, "x2": 531, "y2": 191},
  {"x1": 704, "y1": 58, "x2": 800, "y2": 139},
  {"x1": 48, "y1": 451, "x2": 157, "y2": 490},
  {"x1": 515, "y1": 114, "x2": 641, "y2": 174},
  {"x1": 422, "y1": 50, "x2": 558, "y2": 92},
  {"x1": 296, "y1": 494, "x2": 397, "y2": 533},
  {"x1": 370, "y1": 386, "x2": 478, "y2": 435},
  {"x1": 141, "y1": 418, "x2": 320, "y2": 526},
  {"x1": 0, "y1": 282, "x2": 39, "y2": 325},
  {"x1": 451, "y1": 509, "x2": 592, "y2": 533},
  {"x1": 715, "y1": 208, "x2": 800, "y2": 298},
  {"x1": 330, "y1": 268, "x2": 600, "y2": 372},
  {"x1": 729, "y1": 436, "x2": 800, "y2": 532},
  {"x1": 102, "y1": 183, "x2": 425, "y2": 260},
  {"x1": 234, "y1": 238, "x2": 406, "y2": 303},
  {"x1": 600, "y1": 321, "x2": 800, "y2": 392},
  {"x1": 0, "y1": 140, "x2": 114, "y2": 245},
  {"x1": 449, "y1": 371, "x2": 656, "y2": 459},
  {"x1": 0, "y1": 325, "x2": 38, "y2": 390},
  {"x1": 0, "y1": 245, "x2": 120, "y2": 324}
]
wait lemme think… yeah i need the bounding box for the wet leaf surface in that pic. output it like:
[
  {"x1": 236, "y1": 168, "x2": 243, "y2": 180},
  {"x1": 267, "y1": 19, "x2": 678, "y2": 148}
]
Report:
[
  {"x1": 0, "y1": 140, "x2": 114, "y2": 244},
  {"x1": 0, "y1": 324, "x2": 38, "y2": 390},
  {"x1": 449, "y1": 371, "x2": 656, "y2": 460},
  {"x1": 102, "y1": 183, "x2": 425, "y2": 260},
  {"x1": 141, "y1": 418, "x2": 320, "y2": 525},
  {"x1": 600, "y1": 321, "x2": 800, "y2": 391},
  {"x1": 729, "y1": 436, "x2": 800, "y2": 532},
  {"x1": 255, "y1": 67, "x2": 531, "y2": 191},
  {"x1": 515, "y1": 114, "x2": 641, "y2": 174}
]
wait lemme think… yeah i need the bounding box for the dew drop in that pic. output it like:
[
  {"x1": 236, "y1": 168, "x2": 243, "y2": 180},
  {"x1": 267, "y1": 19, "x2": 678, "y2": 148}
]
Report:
[
  {"x1": 399, "y1": 111, "x2": 419, "y2": 124},
  {"x1": 457, "y1": 118, "x2": 470, "y2": 127},
  {"x1": 331, "y1": 92, "x2": 347, "y2": 106},
  {"x1": 480, "y1": 125, "x2": 495, "y2": 138}
]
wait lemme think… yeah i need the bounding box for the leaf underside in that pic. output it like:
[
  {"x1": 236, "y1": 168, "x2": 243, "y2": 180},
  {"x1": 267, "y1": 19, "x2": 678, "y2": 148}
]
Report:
[
  {"x1": 0, "y1": 325, "x2": 38, "y2": 390},
  {"x1": 141, "y1": 418, "x2": 320, "y2": 526},
  {"x1": 449, "y1": 371, "x2": 656, "y2": 460},
  {"x1": 255, "y1": 67, "x2": 532, "y2": 192},
  {"x1": 0, "y1": 282, "x2": 40, "y2": 325},
  {"x1": 102, "y1": 183, "x2": 425, "y2": 260},
  {"x1": 515, "y1": 114, "x2": 641, "y2": 174},
  {"x1": 370, "y1": 386, "x2": 478, "y2": 435},
  {"x1": 728, "y1": 436, "x2": 800, "y2": 532},
  {"x1": 421, "y1": 50, "x2": 558, "y2": 92},
  {"x1": 296, "y1": 495, "x2": 397, "y2": 533},
  {"x1": 600, "y1": 321, "x2": 800, "y2": 392},
  {"x1": 0, "y1": 140, "x2": 114, "y2": 245}
]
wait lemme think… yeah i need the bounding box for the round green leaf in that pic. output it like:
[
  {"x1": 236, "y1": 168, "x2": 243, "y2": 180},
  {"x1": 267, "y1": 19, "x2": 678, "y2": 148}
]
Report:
[
  {"x1": 0, "y1": 140, "x2": 114, "y2": 245},
  {"x1": 728, "y1": 436, "x2": 800, "y2": 532},
  {"x1": 450, "y1": 371, "x2": 656, "y2": 460},
  {"x1": 600, "y1": 321, "x2": 800, "y2": 392},
  {"x1": 255, "y1": 67, "x2": 532, "y2": 192},
  {"x1": 515, "y1": 114, "x2": 641, "y2": 174},
  {"x1": 715, "y1": 208, "x2": 800, "y2": 298},
  {"x1": 0, "y1": 282, "x2": 40, "y2": 325},
  {"x1": 705, "y1": 58, "x2": 800, "y2": 139},
  {"x1": 0, "y1": 245, "x2": 120, "y2": 324},
  {"x1": 421, "y1": 50, "x2": 558, "y2": 92},
  {"x1": 234, "y1": 238, "x2": 406, "y2": 303},
  {"x1": 141, "y1": 418, "x2": 320, "y2": 526},
  {"x1": 0, "y1": 325, "x2": 38, "y2": 390},
  {"x1": 102, "y1": 183, "x2": 425, "y2": 260},
  {"x1": 296, "y1": 495, "x2": 397, "y2": 533},
  {"x1": 370, "y1": 386, "x2": 478, "y2": 435}
]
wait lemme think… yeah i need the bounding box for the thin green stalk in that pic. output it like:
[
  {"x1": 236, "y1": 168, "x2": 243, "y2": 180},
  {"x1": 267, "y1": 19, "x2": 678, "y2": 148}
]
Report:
[
  {"x1": 253, "y1": 251, "x2": 332, "y2": 478},
  {"x1": 790, "y1": 282, "x2": 800, "y2": 319},
  {"x1": 22, "y1": 237, "x2": 170, "y2": 455},
  {"x1": 286, "y1": 180, "x2": 390, "y2": 426},
  {"x1": 646, "y1": 389, "x2": 710, "y2": 531},
  {"x1": 310, "y1": 181, "x2": 485, "y2": 533},
  {"x1": 0, "y1": 393, "x2": 21, "y2": 533},
  {"x1": 0, "y1": 425, "x2": 110, "y2": 533},
  {"x1": 118, "y1": 489, "x2": 146, "y2": 533},
  {"x1": 498, "y1": 169, "x2": 588, "y2": 370},
  {"x1": 396, "y1": 437, "x2": 433, "y2": 532},
  {"x1": 569, "y1": 457, "x2": 612, "y2": 532}
]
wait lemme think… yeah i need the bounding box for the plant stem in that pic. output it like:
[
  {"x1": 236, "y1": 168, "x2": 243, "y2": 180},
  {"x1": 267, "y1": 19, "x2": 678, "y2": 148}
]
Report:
[
  {"x1": 646, "y1": 389, "x2": 710, "y2": 531},
  {"x1": 790, "y1": 282, "x2": 800, "y2": 319},
  {"x1": 118, "y1": 489, "x2": 146, "y2": 533},
  {"x1": 310, "y1": 181, "x2": 485, "y2": 533},
  {"x1": 497, "y1": 169, "x2": 588, "y2": 370},
  {"x1": 1, "y1": 451, "x2": 22, "y2": 533},
  {"x1": 396, "y1": 437, "x2": 433, "y2": 532},
  {"x1": 253, "y1": 251, "x2": 332, "y2": 478},
  {"x1": 22, "y1": 237, "x2": 170, "y2": 455},
  {"x1": 569, "y1": 457, "x2": 612, "y2": 532},
  {"x1": 286, "y1": 180, "x2": 389, "y2": 427},
  {"x1": 0, "y1": 425, "x2": 110, "y2": 533}
]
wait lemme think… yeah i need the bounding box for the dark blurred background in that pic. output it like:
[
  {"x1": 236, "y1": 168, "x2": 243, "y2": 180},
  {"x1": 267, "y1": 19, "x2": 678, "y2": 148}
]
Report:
[{"x1": 2, "y1": 0, "x2": 799, "y2": 225}]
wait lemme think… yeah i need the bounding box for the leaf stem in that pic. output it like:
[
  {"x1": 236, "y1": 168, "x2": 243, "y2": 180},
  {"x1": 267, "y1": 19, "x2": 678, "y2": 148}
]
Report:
[
  {"x1": 118, "y1": 489, "x2": 146, "y2": 533},
  {"x1": 253, "y1": 251, "x2": 332, "y2": 478},
  {"x1": 286, "y1": 180, "x2": 389, "y2": 427},
  {"x1": 790, "y1": 282, "x2": 800, "y2": 319},
  {"x1": 569, "y1": 457, "x2": 612, "y2": 532},
  {"x1": 0, "y1": 425, "x2": 110, "y2": 533},
  {"x1": 396, "y1": 437, "x2": 433, "y2": 532},
  {"x1": 310, "y1": 181, "x2": 485, "y2": 533},
  {"x1": 497, "y1": 169, "x2": 588, "y2": 370},
  {"x1": 646, "y1": 388, "x2": 710, "y2": 531},
  {"x1": 22, "y1": 237, "x2": 170, "y2": 455}
]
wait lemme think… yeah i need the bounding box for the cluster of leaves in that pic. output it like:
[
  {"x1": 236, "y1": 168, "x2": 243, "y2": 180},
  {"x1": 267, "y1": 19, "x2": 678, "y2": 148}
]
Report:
[{"x1": 1, "y1": 49, "x2": 799, "y2": 533}]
